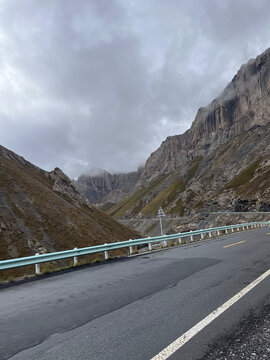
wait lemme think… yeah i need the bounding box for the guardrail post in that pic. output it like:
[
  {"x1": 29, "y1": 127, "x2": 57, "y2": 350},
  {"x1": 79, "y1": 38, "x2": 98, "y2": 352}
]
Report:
[
  {"x1": 148, "y1": 237, "x2": 152, "y2": 251},
  {"x1": 73, "y1": 248, "x2": 78, "y2": 266},
  {"x1": 237, "y1": 227, "x2": 239, "y2": 231},
  {"x1": 35, "y1": 253, "x2": 40, "y2": 275},
  {"x1": 217, "y1": 230, "x2": 220, "y2": 236},
  {"x1": 225, "y1": 229, "x2": 228, "y2": 234},
  {"x1": 163, "y1": 236, "x2": 167, "y2": 247},
  {"x1": 190, "y1": 230, "x2": 193, "y2": 242},
  {"x1": 104, "y1": 244, "x2": 109, "y2": 260},
  {"x1": 178, "y1": 237, "x2": 182, "y2": 244},
  {"x1": 200, "y1": 231, "x2": 204, "y2": 240},
  {"x1": 208, "y1": 231, "x2": 212, "y2": 238},
  {"x1": 231, "y1": 228, "x2": 234, "y2": 233},
  {"x1": 129, "y1": 239, "x2": 133, "y2": 255}
]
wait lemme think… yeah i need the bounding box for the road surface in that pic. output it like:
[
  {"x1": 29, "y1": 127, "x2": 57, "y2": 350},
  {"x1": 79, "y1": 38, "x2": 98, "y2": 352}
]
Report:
[{"x1": 0, "y1": 226, "x2": 269, "y2": 359}]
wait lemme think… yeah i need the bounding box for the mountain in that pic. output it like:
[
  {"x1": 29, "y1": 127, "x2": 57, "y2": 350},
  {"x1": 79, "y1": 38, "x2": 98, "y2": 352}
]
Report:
[
  {"x1": 106, "y1": 48, "x2": 270, "y2": 219},
  {"x1": 0, "y1": 145, "x2": 139, "y2": 279},
  {"x1": 75, "y1": 168, "x2": 142, "y2": 206},
  {"x1": 140, "y1": 48, "x2": 270, "y2": 181}
]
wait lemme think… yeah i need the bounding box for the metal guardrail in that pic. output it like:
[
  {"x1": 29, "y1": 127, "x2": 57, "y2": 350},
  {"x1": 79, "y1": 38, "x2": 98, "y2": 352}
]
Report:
[{"x1": 0, "y1": 221, "x2": 269, "y2": 274}]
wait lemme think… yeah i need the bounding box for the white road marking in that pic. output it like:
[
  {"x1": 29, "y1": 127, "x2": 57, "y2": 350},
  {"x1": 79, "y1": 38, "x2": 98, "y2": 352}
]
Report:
[{"x1": 151, "y1": 268, "x2": 270, "y2": 360}]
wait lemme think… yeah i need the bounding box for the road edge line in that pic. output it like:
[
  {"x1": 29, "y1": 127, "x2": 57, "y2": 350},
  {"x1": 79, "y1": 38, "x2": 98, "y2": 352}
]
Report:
[{"x1": 151, "y1": 268, "x2": 270, "y2": 360}]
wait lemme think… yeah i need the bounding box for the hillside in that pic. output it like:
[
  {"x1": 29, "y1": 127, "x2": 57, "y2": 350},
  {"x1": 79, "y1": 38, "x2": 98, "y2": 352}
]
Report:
[
  {"x1": 106, "y1": 48, "x2": 270, "y2": 219},
  {"x1": 0, "y1": 145, "x2": 139, "y2": 278}
]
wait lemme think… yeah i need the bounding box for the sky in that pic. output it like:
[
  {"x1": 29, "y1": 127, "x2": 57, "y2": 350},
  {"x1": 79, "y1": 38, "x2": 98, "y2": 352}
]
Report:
[{"x1": 0, "y1": 0, "x2": 270, "y2": 178}]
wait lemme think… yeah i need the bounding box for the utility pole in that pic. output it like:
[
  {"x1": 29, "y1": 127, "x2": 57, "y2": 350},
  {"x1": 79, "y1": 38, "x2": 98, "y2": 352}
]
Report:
[{"x1": 157, "y1": 206, "x2": 166, "y2": 236}]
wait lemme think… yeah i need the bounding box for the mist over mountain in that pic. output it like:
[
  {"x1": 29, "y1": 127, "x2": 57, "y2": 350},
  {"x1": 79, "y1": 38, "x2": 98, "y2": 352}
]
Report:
[{"x1": 77, "y1": 48, "x2": 270, "y2": 222}]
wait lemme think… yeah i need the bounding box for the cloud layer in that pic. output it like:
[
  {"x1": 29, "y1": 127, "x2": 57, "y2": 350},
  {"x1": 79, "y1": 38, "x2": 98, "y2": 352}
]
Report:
[{"x1": 0, "y1": 0, "x2": 270, "y2": 177}]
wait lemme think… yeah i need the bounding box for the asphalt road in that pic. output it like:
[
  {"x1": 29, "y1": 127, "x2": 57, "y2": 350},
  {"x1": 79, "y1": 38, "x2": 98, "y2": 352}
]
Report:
[{"x1": 0, "y1": 226, "x2": 269, "y2": 360}]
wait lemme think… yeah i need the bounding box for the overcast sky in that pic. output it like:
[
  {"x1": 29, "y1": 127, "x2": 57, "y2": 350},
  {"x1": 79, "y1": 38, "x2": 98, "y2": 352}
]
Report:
[{"x1": 0, "y1": 0, "x2": 270, "y2": 178}]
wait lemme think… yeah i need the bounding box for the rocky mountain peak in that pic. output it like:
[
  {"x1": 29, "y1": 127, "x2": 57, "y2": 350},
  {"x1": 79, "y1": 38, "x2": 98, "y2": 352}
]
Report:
[
  {"x1": 75, "y1": 168, "x2": 142, "y2": 204},
  {"x1": 142, "y1": 48, "x2": 270, "y2": 181},
  {"x1": 48, "y1": 167, "x2": 92, "y2": 209}
]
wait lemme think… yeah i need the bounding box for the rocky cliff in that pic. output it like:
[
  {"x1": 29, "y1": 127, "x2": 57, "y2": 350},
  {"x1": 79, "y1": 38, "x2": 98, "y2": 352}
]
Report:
[
  {"x1": 107, "y1": 48, "x2": 270, "y2": 219},
  {"x1": 75, "y1": 169, "x2": 142, "y2": 205},
  {"x1": 0, "y1": 145, "x2": 139, "y2": 279},
  {"x1": 141, "y1": 48, "x2": 270, "y2": 181}
]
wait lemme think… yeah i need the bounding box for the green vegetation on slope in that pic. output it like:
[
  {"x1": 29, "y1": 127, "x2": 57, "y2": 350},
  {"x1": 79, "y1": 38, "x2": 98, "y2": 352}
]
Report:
[
  {"x1": 168, "y1": 197, "x2": 185, "y2": 215},
  {"x1": 141, "y1": 156, "x2": 203, "y2": 215},
  {"x1": 100, "y1": 202, "x2": 116, "y2": 212},
  {"x1": 108, "y1": 155, "x2": 204, "y2": 218},
  {"x1": 142, "y1": 177, "x2": 185, "y2": 215},
  {"x1": 236, "y1": 164, "x2": 270, "y2": 197},
  {"x1": 224, "y1": 159, "x2": 262, "y2": 190},
  {"x1": 108, "y1": 174, "x2": 168, "y2": 217},
  {"x1": 186, "y1": 156, "x2": 203, "y2": 179}
]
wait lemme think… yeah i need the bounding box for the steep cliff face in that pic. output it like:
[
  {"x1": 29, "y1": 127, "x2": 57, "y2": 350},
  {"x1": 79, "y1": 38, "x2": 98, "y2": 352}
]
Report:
[
  {"x1": 141, "y1": 48, "x2": 270, "y2": 181},
  {"x1": 0, "y1": 145, "x2": 139, "y2": 278},
  {"x1": 76, "y1": 169, "x2": 142, "y2": 204},
  {"x1": 107, "y1": 48, "x2": 270, "y2": 218}
]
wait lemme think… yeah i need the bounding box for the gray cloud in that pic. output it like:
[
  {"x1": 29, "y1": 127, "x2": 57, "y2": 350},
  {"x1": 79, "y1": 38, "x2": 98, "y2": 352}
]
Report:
[{"x1": 0, "y1": 0, "x2": 270, "y2": 178}]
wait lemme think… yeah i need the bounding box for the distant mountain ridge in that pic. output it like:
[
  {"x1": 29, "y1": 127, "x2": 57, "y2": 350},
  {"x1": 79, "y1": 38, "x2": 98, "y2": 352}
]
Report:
[
  {"x1": 76, "y1": 48, "x2": 270, "y2": 218},
  {"x1": 76, "y1": 169, "x2": 142, "y2": 205}
]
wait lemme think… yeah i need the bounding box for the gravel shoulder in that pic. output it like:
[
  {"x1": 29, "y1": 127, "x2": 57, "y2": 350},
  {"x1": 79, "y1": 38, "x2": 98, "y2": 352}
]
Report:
[{"x1": 202, "y1": 304, "x2": 270, "y2": 360}]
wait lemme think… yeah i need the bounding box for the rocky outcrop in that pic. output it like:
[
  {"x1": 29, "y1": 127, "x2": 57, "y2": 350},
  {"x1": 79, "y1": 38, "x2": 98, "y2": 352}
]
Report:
[
  {"x1": 107, "y1": 48, "x2": 270, "y2": 219},
  {"x1": 75, "y1": 169, "x2": 142, "y2": 204},
  {"x1": 49, "y1": 167, "x2": 92, "y2": 208},
  {"x1": 141, "y1": 48, "x2": 270, "y2": 181},
  {"x1": 75, "y1": 48, "x2": 270, "y2": 219}
]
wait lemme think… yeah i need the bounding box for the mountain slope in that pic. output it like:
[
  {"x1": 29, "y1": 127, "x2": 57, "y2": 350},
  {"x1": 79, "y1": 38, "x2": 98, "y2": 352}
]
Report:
[
  {"x1": 107, "y1": 48, "x2": 270, "y2": 218},
  {"x1": 141, "y1": 47, "x2": 270, "y2": 181},
  {"x1": 76, "y1": 169, "x2": 142, "y2": 205},
  {"x1": 0, "y1": 145, "x2": 139, "y2": 275}
]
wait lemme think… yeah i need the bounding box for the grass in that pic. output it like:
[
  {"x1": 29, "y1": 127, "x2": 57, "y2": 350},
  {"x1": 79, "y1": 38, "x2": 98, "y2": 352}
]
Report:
[
  {"x1": 186, "y1": 156, "x2": 203, "y2": 180},
  {"x1": 168, "y1": 197, "x2": 185, "y2": 215},
  {"x1": 141, "y1": 157, "x2": 203, "y2": 215},
  {"x1": 108, "y1": 174, "x2": 169, "y2": 217},
  {"x1": 237, "y1": 167, "x2": 270, "y2": 197},
  {"x1": 100, "y1": 202, "x2": 116, "y2": 212},
  {"x1": 224, "y1": 159, "x2": 262, "y2": 189},
  {"x1": 0, "y1": 149, "x2": 140, "y2": 281},
  {"x1": 142, "y1": 177, "x2": 185, "y2": 215},
  {"x1": 106, "y1": 156, "x2": 204, "y2": 218}
]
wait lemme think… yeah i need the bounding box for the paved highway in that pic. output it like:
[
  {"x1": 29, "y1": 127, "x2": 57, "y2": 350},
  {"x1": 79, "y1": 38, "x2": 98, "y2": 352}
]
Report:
[{"x1": 0, "y1": 226, "x2": 269, "y2": 360}]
